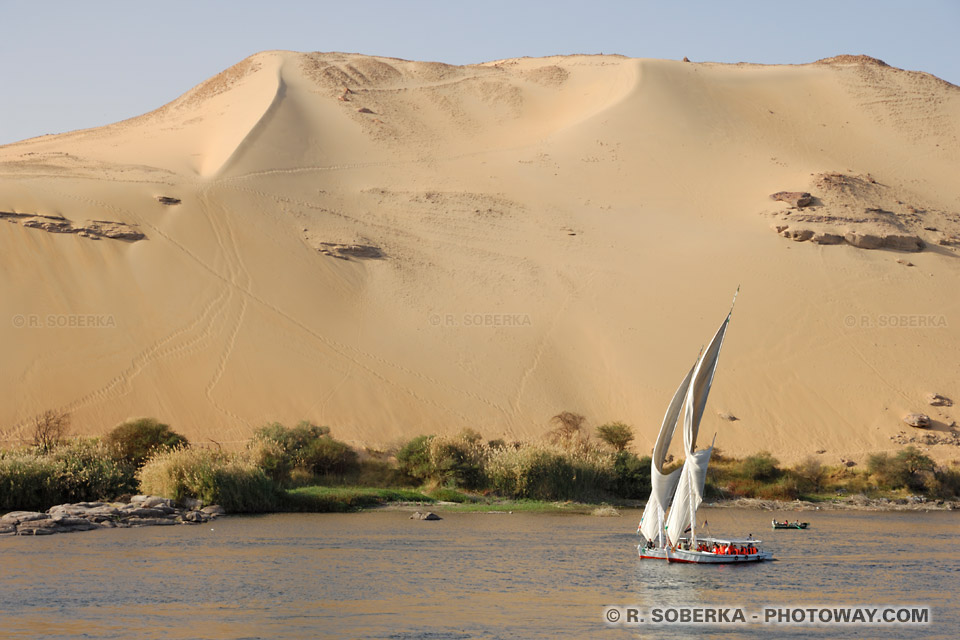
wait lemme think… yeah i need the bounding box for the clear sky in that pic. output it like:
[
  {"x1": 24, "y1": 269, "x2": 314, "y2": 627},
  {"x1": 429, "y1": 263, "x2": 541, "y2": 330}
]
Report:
[{"x1": 1, "y1": 0, "x2": 958, "y2": 146}]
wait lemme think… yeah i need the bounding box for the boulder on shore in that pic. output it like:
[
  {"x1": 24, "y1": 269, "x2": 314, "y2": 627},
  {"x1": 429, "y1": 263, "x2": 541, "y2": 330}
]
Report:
[
  {"x1": 903, "y1": 413, "x2": 931, "y2": 428},
  {"x1": 410, "y1": 511, "x2": 442, "y2": 520}
]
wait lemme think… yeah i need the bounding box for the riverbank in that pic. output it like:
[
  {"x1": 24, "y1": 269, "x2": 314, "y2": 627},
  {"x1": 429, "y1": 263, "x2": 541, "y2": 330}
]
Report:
[
  {"x1": 3, "y1": 490, "x2": 957, "y2": 538},
  {"x1": 709, "y1": 496, "x2": 960, "y2": 512}
]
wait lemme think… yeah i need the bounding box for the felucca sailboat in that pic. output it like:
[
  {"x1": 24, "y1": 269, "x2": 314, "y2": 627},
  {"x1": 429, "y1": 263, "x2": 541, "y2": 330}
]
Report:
[{"x1": 637, "y1": 290, "x2": 772, "y2": 564}]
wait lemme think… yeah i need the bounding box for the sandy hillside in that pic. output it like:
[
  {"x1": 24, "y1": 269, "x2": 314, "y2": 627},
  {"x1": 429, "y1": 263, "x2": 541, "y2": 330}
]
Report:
[{"x1": 2, "y1": 51, "x2": 959, "y2": 464}]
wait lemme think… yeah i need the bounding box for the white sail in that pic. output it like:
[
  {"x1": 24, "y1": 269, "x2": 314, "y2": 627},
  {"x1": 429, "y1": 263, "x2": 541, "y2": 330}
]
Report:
[
  {"x1": 664, "y1": 304, "x2": 733, "y2": 547},
  {"x1": 638, "y1": 362, "x2": 695, "y2": 543},
  {"x1": 664, "y1": 447, "x2": 713, "y2": 546}
]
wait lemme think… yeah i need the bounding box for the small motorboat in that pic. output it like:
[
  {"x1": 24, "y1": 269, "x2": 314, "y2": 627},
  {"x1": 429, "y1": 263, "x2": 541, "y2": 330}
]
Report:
[{"x1": 772, "y1": 519, "x2": 809, "y2": 529}]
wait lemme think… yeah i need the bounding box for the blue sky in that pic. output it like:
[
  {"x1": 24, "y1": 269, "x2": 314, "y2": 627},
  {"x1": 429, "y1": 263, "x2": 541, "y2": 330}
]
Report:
[{"x1": 1, "y1": 0, "x2": 958, "y2": 145}]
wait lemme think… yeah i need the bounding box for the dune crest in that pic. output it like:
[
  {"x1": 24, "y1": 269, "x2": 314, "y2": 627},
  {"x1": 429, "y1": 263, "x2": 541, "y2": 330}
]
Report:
[{"x1": 1, "y1": 52, "x2": 958, "y2": 465}]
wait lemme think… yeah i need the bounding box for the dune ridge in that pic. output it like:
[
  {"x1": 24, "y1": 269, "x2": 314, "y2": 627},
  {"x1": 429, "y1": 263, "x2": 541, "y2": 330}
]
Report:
[{"x1": 1, "y1": 52, "x2": 958, "y2": 465}]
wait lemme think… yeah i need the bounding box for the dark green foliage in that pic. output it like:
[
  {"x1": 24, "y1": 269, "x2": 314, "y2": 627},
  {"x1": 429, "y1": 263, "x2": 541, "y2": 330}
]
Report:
[
  {"x1": 932, "y1": 465, "x2": 960, "y2": 498},
  {"x1": 105, "y1": 418, "x2": 188, "y2": 467},
  {"x1": 396, "y1": 435, "x2": 434, "y2": 482},
  {"x1": 596, "y1": 422, "x2": 635, "y2": 452},
  {"x1": 255, "y1": 421, "x2": 330, "y2": 453},
  {"x1": 792, "y1": 456, "x2": 828, "y2": 494},
  {"x1": 249, "y1": 421, "x2": 358, "y2": 484},
  {"x1": 300, "y1": 436, "x2": 359, "y2": 476},
  {"x1": 0, "y1": 439, "x2": 135, "y2": 511},
  {"x1": 282, "y1": 486, "x2": 433, "y2": 512},
  {"x1": 738, "y1": 451, "x2": 781, "y2": 481},
  {"x1": 487, "y1": 445, "x2": 614, "y2": 501},
  {"x1": 868, "y1": 446, "x2": 935, "y2": 491},
  {"x1": 612, "y1": 452, "x2": 651, "y2": 499},
  {"x1": 428, "y1": 436, "x2": 486, "y2": 489},
  {"x1": 50, "y1": 438, "x2": 137, "y2": 501},
  {"x1": 138, "y1": 447, "x2": 280, "y2": 513}
]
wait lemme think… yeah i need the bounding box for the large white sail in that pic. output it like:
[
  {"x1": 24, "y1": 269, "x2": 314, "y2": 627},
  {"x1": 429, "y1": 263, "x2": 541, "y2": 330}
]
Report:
[
  {"x1": 664, "y1": 306, "x2": 732, "y2": 547},
  {"x1": 638, "y1": 362, "x2": 695, "y2": 543}
]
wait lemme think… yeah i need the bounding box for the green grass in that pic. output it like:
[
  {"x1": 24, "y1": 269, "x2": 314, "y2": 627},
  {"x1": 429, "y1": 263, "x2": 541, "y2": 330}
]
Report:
[
  {"x1": 279, "y1": 486, "x2": 604, "y2": 514},
  {"x1": 281, "y1": 486, "x2": 433, "y2": 512},
  {"x1": 434, "y1": 499, "x2": 599, "y2": 513}
]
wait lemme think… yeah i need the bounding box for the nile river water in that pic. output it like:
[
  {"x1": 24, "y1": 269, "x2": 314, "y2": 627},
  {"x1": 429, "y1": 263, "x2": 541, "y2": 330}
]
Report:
[{"x1": 0, "y1": 507, "x2": 956, "y2": 639}]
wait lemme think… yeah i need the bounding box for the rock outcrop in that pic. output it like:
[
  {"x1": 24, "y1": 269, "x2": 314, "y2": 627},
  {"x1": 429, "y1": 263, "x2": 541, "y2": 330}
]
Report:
[
  {"x1": 775, "y1": 225, "x2": 925, "y2": 252},
  {"x1": 409, "y1": 511, "x2": 441, "y2": 520},
  {"x1": 902, "y1": 413, "x2": 931, "y2": 429},
  {"x1": 927, "y1": 393, "x2": 953, "y2": 407},
  {"x1": 0, "y1": 495, "x2": 222, "y2": 536},
  {"x1": 770, "y1": 191, "x2": 813, "y2": 208},
  {"x1": 1, "y1": 211, "x2": 145, "y2": 242}
]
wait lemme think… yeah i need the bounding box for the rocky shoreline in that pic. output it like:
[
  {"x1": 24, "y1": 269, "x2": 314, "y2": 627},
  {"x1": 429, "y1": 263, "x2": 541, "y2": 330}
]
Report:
[
  {"x1": 708, "y1": 496, "x2": 959, "y2": 512},
  {"x1": 0, "y1": 495, "x2": 225, "y2": 536}
]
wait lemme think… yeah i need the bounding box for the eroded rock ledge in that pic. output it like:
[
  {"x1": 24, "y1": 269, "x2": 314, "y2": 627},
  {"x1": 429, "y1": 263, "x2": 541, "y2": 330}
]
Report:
[
  {"x1": 1, "y1": 211, "x2": 145, "y2": 241},
  {"x1": 0, "y1": 495, "x2": 223, "y2": 536},
  {"x1": 764, "y1": 171, "x2": 960, "y2": 253}
]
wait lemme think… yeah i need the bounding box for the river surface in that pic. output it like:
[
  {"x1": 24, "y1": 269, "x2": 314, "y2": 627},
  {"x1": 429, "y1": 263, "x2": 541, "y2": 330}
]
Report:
[{"x1": 0, "y1": 507, "x2": 956, "y2": 639}]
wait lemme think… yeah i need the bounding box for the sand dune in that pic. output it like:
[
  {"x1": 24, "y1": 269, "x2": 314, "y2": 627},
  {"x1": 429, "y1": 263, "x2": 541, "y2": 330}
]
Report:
[{"x1": 2, "y1": 51, "x2": 959, "y2": 464}]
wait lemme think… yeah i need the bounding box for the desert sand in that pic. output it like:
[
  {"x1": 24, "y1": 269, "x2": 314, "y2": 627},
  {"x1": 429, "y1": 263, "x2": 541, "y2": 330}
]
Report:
[{"x1": 1, "y1": 51, "x2": 958, "y2": 464}]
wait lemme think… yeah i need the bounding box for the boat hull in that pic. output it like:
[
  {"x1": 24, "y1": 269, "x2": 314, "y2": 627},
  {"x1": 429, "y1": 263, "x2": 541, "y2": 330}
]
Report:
[
  {"x1": 638, "y1": 546, "x2": 773, "y2": 563},
  {"x1": 772, "y1": 523, "x2": 808, "y2": 529},
  {"x1": 667, "y1": 549, "x2": 773, "y2": 564}
]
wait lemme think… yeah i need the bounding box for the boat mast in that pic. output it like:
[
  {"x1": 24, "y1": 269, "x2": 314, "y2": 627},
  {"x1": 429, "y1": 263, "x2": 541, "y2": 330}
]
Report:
[{"x1": 688, "y1": 464, "x2": 697, "y2": 547}]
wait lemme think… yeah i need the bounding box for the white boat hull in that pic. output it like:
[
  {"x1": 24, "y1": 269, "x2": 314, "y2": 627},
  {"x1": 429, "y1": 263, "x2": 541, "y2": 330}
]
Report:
[{"x1": 638, "y1": 545, "x2": 773, "y2": 564}]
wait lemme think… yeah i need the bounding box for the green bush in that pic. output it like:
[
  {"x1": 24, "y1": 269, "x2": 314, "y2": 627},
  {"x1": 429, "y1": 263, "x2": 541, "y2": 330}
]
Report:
[
  {"x1": 138, "y1": 447, "x2": 279, "y2": 513},
  {"x1": 596, "y1": 422, "x2": 635, "y2": 452},
  {"x1": 612, "y1": 451, "x2": 651, "y2": 499},
  {"x1": 868, "y1": 447, "x2": 935, "y2": 491},
  {"x1": 248, "y1": 421, "x2": 358, "y2": 484},
  {"x1": 247, "y1": 438, "x2": 292, "y2": 484},
  {"x1": 792, "y1": 456, "x2": 828, "y2": 494},
  {"x1": 486, "y1": 441, "x2": 615, "y2": 501},
  {"x1": 254, "y1": 421, "x2": 329, "y2": 454},
  {"x1": 932, "y1": 464, "x2": 960, "y2": 498},
  {"x1": 105, "y1": 418, "x2": 188, "y2": 467},
  {"x1": 0, "y1": 439, "x2": 135, "y2": 511},
  {"x1": 301, "y1": 436, "x2": 359, "y2": 476},
  {"x1": 0, "y1": 450, "x2": 60, "y2": 511},
  {"x1": 396, "y1": 435, "x2": 434, "y2": 482},
  {"x1": 428, "y1": 434, "x2": 486, "y2": 489},
  {"x1": 756, "y1": 475, "x2": 801, "y2": 501},
  {"x1": 739, "y1": 451, "x2": 781, "y2": 481},
  {"x1": 49, "y1": 438, "x2": 137, "y2": 501}
]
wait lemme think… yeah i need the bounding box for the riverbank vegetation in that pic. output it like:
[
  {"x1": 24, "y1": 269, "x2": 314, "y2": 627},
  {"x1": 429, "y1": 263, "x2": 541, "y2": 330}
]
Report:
[{"x1": 2, "y1": 410, "x2": 958, "y2": 513}]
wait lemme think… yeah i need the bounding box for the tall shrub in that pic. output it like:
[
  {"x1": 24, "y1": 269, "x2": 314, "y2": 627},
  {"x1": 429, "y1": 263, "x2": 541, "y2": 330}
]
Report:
[
  {"x1": 138, "y1": 447, "x2": 279, "y2": 512},
  {"x1": 105, "y1": 418, "x2": 188, "y2": 467}
]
